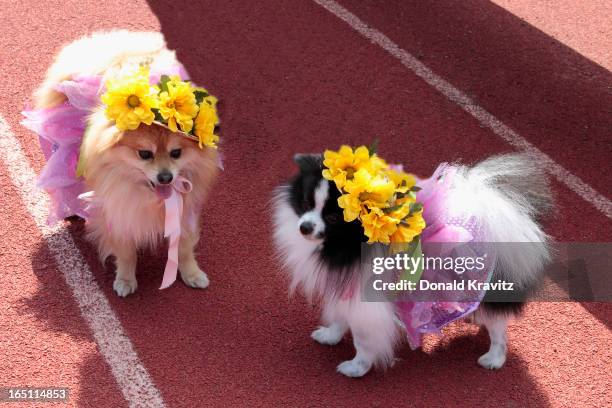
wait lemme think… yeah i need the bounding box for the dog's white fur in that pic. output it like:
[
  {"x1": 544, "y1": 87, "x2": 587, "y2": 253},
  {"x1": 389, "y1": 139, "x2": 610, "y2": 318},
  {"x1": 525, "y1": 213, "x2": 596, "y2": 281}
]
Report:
[
  {"x1": 273, "y1": 155, "x2": 551, "y2": 377},
  {"x1": 34, "y1": 31, "x2": 218, "y2": 296}
]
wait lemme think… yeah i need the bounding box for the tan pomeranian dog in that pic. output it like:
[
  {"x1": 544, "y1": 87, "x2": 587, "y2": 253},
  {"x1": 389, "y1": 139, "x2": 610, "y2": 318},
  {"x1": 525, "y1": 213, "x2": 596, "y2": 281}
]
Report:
[{"x1": 32, "y1": 31, "x2": 219, "y2": 296}]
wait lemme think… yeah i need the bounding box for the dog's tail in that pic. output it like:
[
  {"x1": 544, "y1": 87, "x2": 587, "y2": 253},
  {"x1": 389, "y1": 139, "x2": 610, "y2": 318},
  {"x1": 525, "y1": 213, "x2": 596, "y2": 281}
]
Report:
[
  {"x1": 34, "y1": 30, "x2": 169, "y2": 108},
  {"x1": 449, "y1": 153, "x2": 555, "y2": 290}
]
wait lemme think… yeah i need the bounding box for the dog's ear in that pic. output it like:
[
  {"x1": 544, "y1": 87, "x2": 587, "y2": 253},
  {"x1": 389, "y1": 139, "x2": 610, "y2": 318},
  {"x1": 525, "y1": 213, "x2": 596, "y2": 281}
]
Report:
[{"x1": 293, "y1": 153, "x2": 323, "y2": 173}]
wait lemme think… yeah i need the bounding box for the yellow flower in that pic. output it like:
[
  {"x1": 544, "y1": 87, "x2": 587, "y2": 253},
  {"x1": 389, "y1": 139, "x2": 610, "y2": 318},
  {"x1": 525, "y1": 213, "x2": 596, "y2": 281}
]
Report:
[
  {"x1": 322, "y1": 145, "x2": 371, "y2": 189},
  {"x1": 337, "y1": 193, "x2": 361, "y2": 222},
  {"x1": 365, "y1": 154, "x2": 388, "y2": 174},
  {"x1": 386, "y1": 199, "x2": 411, "y2": 221},
  {"x1": 388, "y1": 168, "x2": 416, "y2": 194},
  {"x1": 203, "y1": 94, "x2": 218, "y2": 107},
  {"x1": 361, "y1": 207, "x2": 399, "y2": 244},
  {"x1": 194, "y1": 98, "x2": 220, "y2": 148},
  {"x1": 391, "y1": 210, "x2": 426, "y2": 244},
  {"x1": 322, "y1": 144, "x2": 426, "y2": 245},
  {"x1": 101, "y1": 67, "x2": 159, "y2": 130},
  {"x1": 344, "y1": 168, "x2": 396, "y2": 207},
  {"x1": 158, "y1": 76, "x2": 199, "y2": 133}
]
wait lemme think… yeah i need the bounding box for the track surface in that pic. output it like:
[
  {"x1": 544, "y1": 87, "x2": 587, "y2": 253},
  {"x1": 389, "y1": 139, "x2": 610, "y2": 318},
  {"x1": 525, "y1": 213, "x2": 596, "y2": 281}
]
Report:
[{"x1": 1, "y1": 1, "x2": 611, "y2": 407}]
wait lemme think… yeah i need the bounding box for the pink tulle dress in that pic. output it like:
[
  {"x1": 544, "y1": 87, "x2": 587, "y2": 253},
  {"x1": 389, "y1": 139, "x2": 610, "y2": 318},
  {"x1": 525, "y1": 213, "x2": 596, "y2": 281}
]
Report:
[
  {"x1": 21, "y1": 64, "x2": 190, "y2": 224},
  {"x1": 395, "y1": 164, "x2": 494, "y2": 349}
]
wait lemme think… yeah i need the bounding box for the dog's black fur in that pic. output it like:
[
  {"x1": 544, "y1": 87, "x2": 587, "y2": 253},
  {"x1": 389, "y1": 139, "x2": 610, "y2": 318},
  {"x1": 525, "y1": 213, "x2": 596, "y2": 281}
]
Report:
[{"x1": 287, "y1": 153, "x2": 553, "y2": 316}]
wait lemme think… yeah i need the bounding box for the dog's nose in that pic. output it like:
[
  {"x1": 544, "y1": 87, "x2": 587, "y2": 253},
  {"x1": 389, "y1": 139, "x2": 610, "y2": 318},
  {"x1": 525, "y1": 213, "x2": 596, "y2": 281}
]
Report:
[
  {"x1": 157, "y1": 171, "x2": 173, "y2": 185},
  {"x1": 299, "y1": 221, "x2": 314, "y2": 235}
]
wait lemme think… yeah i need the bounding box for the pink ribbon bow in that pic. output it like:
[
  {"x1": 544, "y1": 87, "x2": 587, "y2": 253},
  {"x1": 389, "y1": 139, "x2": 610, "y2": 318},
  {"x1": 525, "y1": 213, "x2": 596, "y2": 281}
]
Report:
[
  {"x1": 159, "y1": 175, "x2": 192, "y2": 289},
  {"x1": 78, "y1": 175, "x2": 193, "y2": 290}
]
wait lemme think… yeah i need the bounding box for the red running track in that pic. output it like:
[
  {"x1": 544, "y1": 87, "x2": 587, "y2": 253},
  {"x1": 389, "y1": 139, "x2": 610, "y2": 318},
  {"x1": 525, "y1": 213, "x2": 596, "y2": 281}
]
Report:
[{"x1": 0, "y1": 0, "x2": 611, "y2": 407}]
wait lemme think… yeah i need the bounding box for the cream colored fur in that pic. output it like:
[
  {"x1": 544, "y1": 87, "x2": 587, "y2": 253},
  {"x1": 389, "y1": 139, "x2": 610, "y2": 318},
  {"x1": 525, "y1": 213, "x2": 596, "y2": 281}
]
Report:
[{"x1": 34, "y1": 31, "x2": 218, "y2": 296}]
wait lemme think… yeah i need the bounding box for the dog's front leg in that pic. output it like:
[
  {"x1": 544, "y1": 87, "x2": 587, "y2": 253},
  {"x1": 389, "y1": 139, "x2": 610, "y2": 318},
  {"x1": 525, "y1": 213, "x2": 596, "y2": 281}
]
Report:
[
  {"x1": 337, "y1": 302, "x2": 398, "y2": 378},
  {"x1": 178, "y1": 230, "x2": 209, "y2": 289},
  {"x1": 336, "y1": 328, "x2": 377, "y2": 378},
  {"x1": 312, "y1": 322, "x2": 347, "y2": 345},
  {"x1": 313, "y1": 301, "x2": 348, "y2": 345},
  {"x1": 112, "y1": 244, "x2": 138, "y2": 297}
]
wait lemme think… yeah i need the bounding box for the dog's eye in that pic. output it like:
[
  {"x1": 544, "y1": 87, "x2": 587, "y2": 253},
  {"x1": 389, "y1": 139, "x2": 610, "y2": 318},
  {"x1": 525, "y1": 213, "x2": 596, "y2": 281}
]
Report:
[
  {"x1": 170, "y1": 149, "x2": 182, "y2": 159},
  {"x1": 138, "y1": 150, "x2": 153, "y2": 160},
  {"x1": 324, "y1": 213, "x2": 341, "y2": 224}
]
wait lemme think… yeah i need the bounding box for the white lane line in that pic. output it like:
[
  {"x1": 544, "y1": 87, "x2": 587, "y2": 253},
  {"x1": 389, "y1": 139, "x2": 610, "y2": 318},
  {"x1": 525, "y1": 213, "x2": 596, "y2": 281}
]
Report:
[
  {"x1": 0, "y1": 115, "x2": 165, "y2": 408},
  {"x1": 313, "y1": 0, "x2": 612, "y2": 219}
]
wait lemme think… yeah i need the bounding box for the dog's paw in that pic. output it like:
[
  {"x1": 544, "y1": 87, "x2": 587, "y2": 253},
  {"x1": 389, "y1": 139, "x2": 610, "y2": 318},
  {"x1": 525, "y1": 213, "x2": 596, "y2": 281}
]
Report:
[
  {"x1": 337, "y1": 358, "x2": 371, "y2": 378},
  {"x1": 478, "y1": 350, "x2": 506, "y2": 369},
  {"x1": 113, "y1": 278, "x2": 137, "y2": 297},
  {"x1": 311, "y1": 326, "x2": 343, "y2": 346},
  {"x1": 181, "y1": 269, "x2": 210, "y2": 289}
]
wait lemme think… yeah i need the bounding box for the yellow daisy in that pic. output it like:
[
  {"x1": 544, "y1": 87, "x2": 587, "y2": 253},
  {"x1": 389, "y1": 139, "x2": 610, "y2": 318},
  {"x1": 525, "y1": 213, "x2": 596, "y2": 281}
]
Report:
[
  {"x1": 386, "y1": 199, "x2": 412, "y2": 220},
  {"x1": 388, "y1": 168, "x2": 417, "y2": 194},
  {"x1": 194, "y1": 97, "x2": 220, "y2": 148},
  {"x1": 364, "y1": 154, "x2": 388, "y2": 174},
  {"x1": 344, "y1": 168, "x2": 396, "y2": 208},
  {"x1": 391, "y1": 210, "x2": 426, "y2": 244},
  {"x1": 158, "y1": 76, "x2": 199, "y2": 133},
  {"x1": 321, "y1": 143, "x2": 426, "y2": 245},
  {"x1": 361, "y1": 207, "x2": 399, "y2": 244},
  {"x1": 322, "y1": 145, "x2": 371, "y2": 189},
  {"x1": 337, "y1": 193, "x2": 361, "y2": 222},
  {"x1": 101, "y1": 67, "x2": 159, "y2": 131}
]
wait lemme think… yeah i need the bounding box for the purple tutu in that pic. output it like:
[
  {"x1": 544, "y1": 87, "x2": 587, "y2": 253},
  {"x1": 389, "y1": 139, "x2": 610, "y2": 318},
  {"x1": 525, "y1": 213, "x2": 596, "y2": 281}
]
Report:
[
  {"x1": 395, "y1": 164, "x2": 494, "y2": 349},
  {"x1": 22, "y1": 75, "x2": 103, "y2": 224},
  {"x1": 21, "y1": 65, "x2": 190, "y2": 225}
]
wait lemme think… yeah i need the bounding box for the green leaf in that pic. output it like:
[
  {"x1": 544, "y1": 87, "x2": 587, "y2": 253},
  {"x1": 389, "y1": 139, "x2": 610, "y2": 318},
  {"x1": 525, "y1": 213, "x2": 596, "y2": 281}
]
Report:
[
  {"x1": 152, "y1": 108, "x2": 164, "y2": 123},
  {"x1": 382, "y1": 203, "x2": 404, "y2": 214},
  {"x1": 398, "y1": 237, "x2": 423, "y2": 284},
  {"x1": 367, "y1": 139, "x2": 379, "y2": 156},
  {"x1": 194, "y1": 90, "x2": 209, "y2": 105},
  {"x1": 159, "y1": 75, "x2": 170, "y2": 93},
  {"x1": 398, "y1": 192, "x2": 418, "y2": 201},
  {"x1": 408, "y1": 202, "x2": 423, "y2": 214}
]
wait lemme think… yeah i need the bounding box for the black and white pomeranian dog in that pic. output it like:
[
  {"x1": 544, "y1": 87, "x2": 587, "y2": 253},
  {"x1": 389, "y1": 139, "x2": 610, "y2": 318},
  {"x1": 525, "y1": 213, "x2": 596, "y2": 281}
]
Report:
[{"x1": 272, "y1": 152, "x2": 553, "y2": 377}]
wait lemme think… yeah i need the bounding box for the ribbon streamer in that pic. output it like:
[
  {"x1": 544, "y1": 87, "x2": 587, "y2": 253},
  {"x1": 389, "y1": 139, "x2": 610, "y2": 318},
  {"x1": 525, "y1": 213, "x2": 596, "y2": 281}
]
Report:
[
  {"x1": 78, "y1": 175, "x2": 193, "y2": 290},
  {"x1": 159, "y1": 175, "x2": 192, "y2": 289}
]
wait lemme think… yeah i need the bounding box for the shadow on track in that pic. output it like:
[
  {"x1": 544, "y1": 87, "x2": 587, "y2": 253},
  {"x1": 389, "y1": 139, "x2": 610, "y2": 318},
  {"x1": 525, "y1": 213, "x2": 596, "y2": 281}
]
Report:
[
  {"x1": 137, "y1": 1, "x2": 555, "y2": 406},
  {"x1": 338, "y1": 0, "x2": 612, "y2": 199}
]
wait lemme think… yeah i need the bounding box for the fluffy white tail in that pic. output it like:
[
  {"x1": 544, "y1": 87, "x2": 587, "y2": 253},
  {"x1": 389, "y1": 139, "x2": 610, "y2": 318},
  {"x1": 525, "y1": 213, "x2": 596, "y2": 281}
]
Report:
[{"x1": 449, "y1": 153, "x2": 554, "y2": 289}]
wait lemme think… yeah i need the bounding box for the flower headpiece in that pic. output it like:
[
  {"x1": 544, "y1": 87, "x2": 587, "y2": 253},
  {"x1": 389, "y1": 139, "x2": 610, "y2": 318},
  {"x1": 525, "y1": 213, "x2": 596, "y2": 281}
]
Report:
[
  {"x1": 322, "y1": 144, "x2": 426, "y2": 245},
  {"x1": 101, "y1": 66, "x2": 219, "y2": 148}
]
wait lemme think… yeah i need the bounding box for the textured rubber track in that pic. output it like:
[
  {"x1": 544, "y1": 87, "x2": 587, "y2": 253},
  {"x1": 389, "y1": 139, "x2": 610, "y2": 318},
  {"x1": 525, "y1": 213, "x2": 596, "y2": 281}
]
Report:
[{"x1": 0, "y1": 0, "x2": 610, "y2": 407}]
